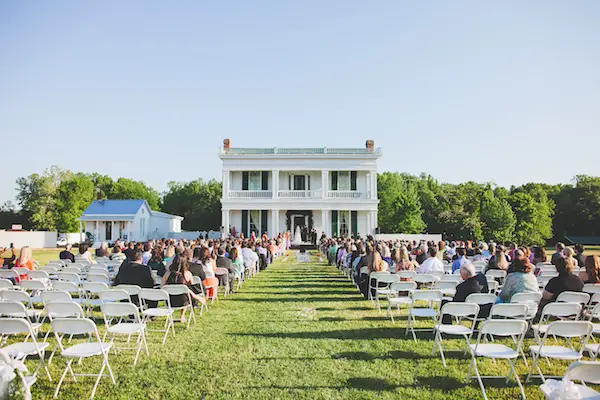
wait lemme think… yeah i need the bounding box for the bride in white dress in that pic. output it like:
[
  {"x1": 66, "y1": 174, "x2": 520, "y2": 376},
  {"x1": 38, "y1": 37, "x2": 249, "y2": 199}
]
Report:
[{"x1": 293, "y1": 225, "x2": 303, "y2": 245}]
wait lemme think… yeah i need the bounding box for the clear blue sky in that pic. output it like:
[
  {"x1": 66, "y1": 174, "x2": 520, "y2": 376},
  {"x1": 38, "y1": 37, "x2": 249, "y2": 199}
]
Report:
[{"x1": 1, "y1": 1, "x2": 599, "y2": 205}]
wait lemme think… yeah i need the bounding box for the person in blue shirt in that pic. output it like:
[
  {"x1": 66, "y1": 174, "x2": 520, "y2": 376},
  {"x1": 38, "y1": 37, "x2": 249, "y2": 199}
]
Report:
[{"x1": 452, "y1": 247, "x2": 469, "y2": 273}]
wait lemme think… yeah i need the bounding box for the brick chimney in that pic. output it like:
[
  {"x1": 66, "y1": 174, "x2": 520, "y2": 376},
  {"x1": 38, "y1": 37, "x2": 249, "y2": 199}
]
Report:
[
  {"x1": 223, "y1": 138, "x2": 231, "y2": 153},
  {"x1": 366, "y1": 140, "x2": 374, "y2": 153}
]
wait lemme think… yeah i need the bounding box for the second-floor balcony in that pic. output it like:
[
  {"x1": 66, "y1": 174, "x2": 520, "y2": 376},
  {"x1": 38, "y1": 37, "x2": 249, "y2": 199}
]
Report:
[
  {"x1": 229, "y1": 190, "x2": 273, "y2": 199},
  {"x1": 226, "y1": 190, "x2": 370, "y2": 200}
]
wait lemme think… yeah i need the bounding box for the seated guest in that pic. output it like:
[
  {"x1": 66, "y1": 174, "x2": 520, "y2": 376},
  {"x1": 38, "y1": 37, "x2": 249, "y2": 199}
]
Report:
[
  {"x1": 141, "y1": 242, "x2": 152, "y2": 265},
  {"x1": 59, "y1": 244, "x2": 75, "y2": 263},
  {"x1": 1, "y1": 247, "x2": 16, "y2": 269},
  {"x1": 14, "y1": 246, "x2": 35, "y2": 281},
  {"x1": 189, "y1": 247, "x2": 207, "y2": 280},
  {"x1": 161, "y1": 254, "x2": 205, "y2": 322},
  {"x1": 76, "y1": 243, "x2": 95, "y2": 264},
  {"x1": 216, "y1": 247, "x2": 235, "y2": 293},
  {"x1": 197, "y1": 246, "x2": 219, "y2": 299},
  {"x1": 574, "y1": 244, "x2": 586, "y2": 268},
  {"x1": 147, "y1": 247, "x2": 166, "y2": 277},
  {"x1": 498, "y1": 256, "x2": 538, "y2": 303},
  {"x1": 551, "y1": 242, "x2": 565, "y2": 266},
  {"x1": 229, "y1": 247, "x2": 244, "y2": 279},
  {"x1": 95, "y1": 242, "x2": 110, "y2": 258},
  {"x1": 486, "y1": 247, "x2": 509, "y2": 272},
  {"x1": 110, "y1": 245, "x2": 127, "y2": 263},
  {"x1": 113, "y1": 249, "x2": 154, "y2": 304},
  {"x1": 124, "y1": 242, "x2": 136, "y2": 261},
  {"x1": 451, "y1": 247, "x2": 468, "y2": 273},
  {"x1": 579, "y1": 255, "x2": 600, "y2": 284},
  {"x1": 417, "y1": 247, "x2": 444, "y2": 274},
  {"x1": 542, "y1": 257, "x2": 584, "y2": 302},
  {"x1": 532, "y1": 246, "x2": 548, "y2": 266},
  {"x1": 393, "y1": 246, "x2": 417, "y2": 273},
  {"x1": 442, "y1": 263, "x2": 490, "y2": 324}
]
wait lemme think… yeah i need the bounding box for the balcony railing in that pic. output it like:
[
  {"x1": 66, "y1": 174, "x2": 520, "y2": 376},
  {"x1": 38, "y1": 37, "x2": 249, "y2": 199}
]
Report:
[
  {"x1": 228, "y1": 190, "x2": 272, "y2": 199},
  {"x1": 221, "y1": 147, "x2": 382, "y2": 156},
  {"x1": 277, "y1": 190, "x2": 321, "y2": 199},
  {"x1": 328, "y1": 190, "x2": 365, "y2": 199}
]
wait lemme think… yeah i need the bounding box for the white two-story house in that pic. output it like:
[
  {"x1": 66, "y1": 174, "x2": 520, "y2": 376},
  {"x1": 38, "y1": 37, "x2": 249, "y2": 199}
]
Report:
[{"x1": 219, "y1": 139, "x2": 381, "y2": 239}]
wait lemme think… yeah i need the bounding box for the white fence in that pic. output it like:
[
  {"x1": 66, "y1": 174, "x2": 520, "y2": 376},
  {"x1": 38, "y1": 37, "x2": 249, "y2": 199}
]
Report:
[
  {"x1": 0, "y1": 231, "x2": 58, "y2": 248},
  {"x1": 375, "y1": 233, "x2": 443, "y2": 243}
]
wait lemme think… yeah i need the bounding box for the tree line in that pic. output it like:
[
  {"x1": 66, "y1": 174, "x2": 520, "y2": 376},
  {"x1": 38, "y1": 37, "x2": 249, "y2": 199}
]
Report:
[{"x1": 2, "y1": 166, "x2": 599, "y2": 245}]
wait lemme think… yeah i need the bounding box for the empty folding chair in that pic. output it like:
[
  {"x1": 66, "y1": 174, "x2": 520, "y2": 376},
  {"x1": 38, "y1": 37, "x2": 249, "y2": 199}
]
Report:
[
  {"x1": 82, "y1": 282, "x2": 109, "y2": 315},
  {"x1": 489, "y1": 303, "x2": 530, "y2": 365},
  {"x1": 540, "y1": 361, "x2": 600, "y2": 399},
  {"x1": 527, "y1": 320, "x2": 594, "y2": 383},
  {"x1": 98, "y1": 289, "x2": 131, "y2": 304},
  {"x1": 373, "y1": 274, "x2": 400, "y2": 312},
  {"x1": 440, "y1": 275, "x2": 461, "y2": 283},
  {"x1": 435, "y1": 281, "x2": 458, "y2": 299},
  {"x1": 19, "y1": 280, "x2": 47, "y2": 304},
  {"x1": 163, "y1": 284, "x2": 197, "y2": 328},
  {"x1": 413, "y1": 274, "x2": 439, "y2": 289},
  {"x1": 0, "y1": 278, "x2": 14, "y2": 290},
  {"x1": 532, "y1": 302, "x2": 582, "y2": 344},
  {"x1": 58, "y1": 272, "x2": 81, "y2": 284},
  {"x1": 61, "y1": 266, "x2": 82, "y2": 274},
  {"x1": 52, "y1": 282, "x2": 83, "y2": 304},
  {"x1": 396, "y1": 270, "x2": 415, "y2": 280},
  {"x1": 138, "y1": 289, "x2": 175, "y2": 345},
  {"x1": 511, "y1": 291, "x2": 543, "y2": 320},
  {"x1": 486, "y1": 280, "x2": 499, "y2": 295},
  {"x1": 368, "y1": 271, "x2": 391, "y2": 302},
  {"x1": 433, "y1": 302, "x2": 479, "y2": 367},
  {"x1": 386, "y1": 281, "x2": 417, "y2": 323},
  {"x1": 51, "y1": 318, "x2": 115, "y2": 399},
  {"x1": 583, "y1": 283, "x2": 600, "y2": 296},
  {"x1": 405, "y1": 290, "x2": 443, "y2": 341},
  {"x1": 583, "y1": 303, "x2": 600, "y2": 360},
  {"x1": 1, "y1": 290, "x2": 43, "y2": 322},
  {"x1": 0, "y1": 269, "x2": 19, "y2": 282},
  {"x1": 100, "y1": 302, "x2": 148, "y2": 366},
  {"x1": 0, "y1": 301, "x2": 43, "y2": 339},
  {"x1": 464, "y1": 293, "x2": 497, "y2": 333},
  {"x1": 0, "y1": 317, "x2": 52, "y2": 383},
  {"x1": 486, "y1": 270, "x2": 507, "y2": 286},
  {"x1": 41, "y1": 290, "x2": 74, "y2": 305},
  {"x1": 466, "y1": 319, "x2": 528, "y2": 400},
  {"x1": 557, "y1": 291, "x2": 591, "y2": 308},
  {"x1": 87, "y1": 273, "x2": 110, "y2": 285},
  {"x1": 43, "y1": 301, "x2": 86, "y2": 350}
]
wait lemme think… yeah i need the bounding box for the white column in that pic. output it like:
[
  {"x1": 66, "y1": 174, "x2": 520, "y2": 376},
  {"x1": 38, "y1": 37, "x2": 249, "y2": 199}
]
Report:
[
  {"x1": 222, "y1": 169, "x2": 230, "y2": 200},
  {"x1": 272, "y1": 170, "x2": 279, "y2": 199},
  {"x1": 366, "y1": 212, "x2": 371, "y2": 236},
  {"x1": 79, "y1": 220, "x2": 84, "y2": 242},
  {"x1": 370, "y1": 211, "x2": 378, "y2": 235},
  {"x1": 321, "y1": 209, "x2": 329, "y2": 237},
  {"x1": 366, "y1": 172, "x2": 371, "y2": 198},
  {"x1": 95, "y1": 221, "x2": 99, "y2": 244},
  {"x1": 222, "y1": 209, "x2": 230, "y2": 239},
  {"x1": 111, "y1": 221, "x2": 115, "y2": 242},
  {"x1": 321, "y1": 170, "x2": 328, "y2": 199},
  {"x1": 371, "y1": 171, "x2": 378, "y2": 200},
  {"x1": 127, "y1": 221, "x2": 132, "y2": 242},
  {"x1": 271, "y1": 209, "x2": 279, "y2": 237}
]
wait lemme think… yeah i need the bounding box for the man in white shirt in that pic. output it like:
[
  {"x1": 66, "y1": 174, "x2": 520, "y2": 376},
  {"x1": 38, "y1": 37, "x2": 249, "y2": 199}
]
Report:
[{"x1": 418, "y1": 247, "x2": 444, "y2": 274}]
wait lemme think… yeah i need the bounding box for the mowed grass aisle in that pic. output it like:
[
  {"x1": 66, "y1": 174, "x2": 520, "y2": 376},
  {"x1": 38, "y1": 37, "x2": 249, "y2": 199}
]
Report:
[{"x1": 31, "y1": 254, "x2": 575, "y2": 399}]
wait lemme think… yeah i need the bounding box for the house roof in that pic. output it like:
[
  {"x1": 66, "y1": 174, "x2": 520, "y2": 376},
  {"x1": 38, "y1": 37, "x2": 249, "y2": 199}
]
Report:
[{"x1": 79, "y1": 200, "x2": 183, "y2": 221}]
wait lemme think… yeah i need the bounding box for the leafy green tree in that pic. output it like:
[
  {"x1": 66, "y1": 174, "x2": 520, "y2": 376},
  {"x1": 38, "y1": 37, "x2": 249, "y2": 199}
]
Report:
[
  {"x1": 161, "y1": 179, "x2": 222, "y2": 231},
  {"x1": 109, "y1": 178, "x2": 161, "y2": 210},
  {"x1": 54, "y1": 174, "x2": 96, "y2": 233},
  {"x1": 377, "y1": 172, "x2": 425, "y2": 234},
  {"x1": 480, "y1": 188, "x2": 515, "y2": 242}
]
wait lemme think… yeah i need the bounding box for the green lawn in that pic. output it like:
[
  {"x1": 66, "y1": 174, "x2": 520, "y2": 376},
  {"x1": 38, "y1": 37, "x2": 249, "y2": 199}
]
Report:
[{"x1": 7, "y1": 253, "x2": 598, "y2": 399}]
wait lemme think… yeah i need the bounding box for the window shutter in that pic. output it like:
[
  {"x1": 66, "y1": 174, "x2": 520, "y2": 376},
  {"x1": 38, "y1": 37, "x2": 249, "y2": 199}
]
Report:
[
  {"x1": 261, "y1": 171, "x2": 268, "y2": 190},
  {"x1": 242, "y1": 172, "x2": 249, "y2": 190},
  {"x1": 241, "y1": 210, "x2": 248, "y2": 237},
  {"x1": 351, "y1": 171, "x2": 357, "y2": 191},
  {"x1": 331, "y1": 210, "x2": 338, "y2": 237},
  {"x1": 261, "y1": 210, "x2": 268, "y2": 234},
  {"x1": 351, "y1": 211, "x2": 358, "y2": 237},
  {"x1": 288, "y1": 175, "x2": 291, "y2": 190},
  {"x1": 307, "y1": 175, "x2": 311, "y2": 191},
  {"x1": 331, "y1": 172, "x2": 338, "y2": 190}
]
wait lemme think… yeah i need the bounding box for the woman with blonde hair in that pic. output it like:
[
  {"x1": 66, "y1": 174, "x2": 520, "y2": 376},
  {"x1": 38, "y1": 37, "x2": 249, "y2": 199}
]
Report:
[
  {"x1": 394, "y1": 246, "x2": 417, "y2": 272},
  {"x1": 15, "y1": 246, "x2": 35, "y2": 281}
]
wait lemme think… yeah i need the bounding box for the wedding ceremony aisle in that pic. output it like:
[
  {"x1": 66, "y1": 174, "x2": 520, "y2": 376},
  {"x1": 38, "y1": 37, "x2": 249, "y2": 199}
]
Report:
[{"x1": 31, "y1": 253, "x2": 557, "y2": 399}]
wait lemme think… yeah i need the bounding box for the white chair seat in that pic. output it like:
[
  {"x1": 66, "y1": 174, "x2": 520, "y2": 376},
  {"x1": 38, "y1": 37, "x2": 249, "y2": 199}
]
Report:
[
  {"x1": 469, "y1": 343, "x2": 519, "y2": 359},
  {"x1": 531, "y1": 324, "x2": 549, "y2": 334},
  {"x1": 376, "y1": 288, "x2": 394, "y2": 295},
  {"x1": 584, "y1": 343, "x2": 600, "y2": 354},
  {"x1": 62, "y1": 342, "x2": 112, "y2": 358},
  {"x1": 30, "y1": 296, "x2": 43, "y2": 304},
  {"x1": 409, "y1": 308, "x2": 437, "y2": 318},
  {"x1": 107, "y1": 323, "x2": 144, "y2": 334},
  {"x1": 436, "y1": 324, "x2": 472, "y2": 335},
  {"x1": 541, "y1": 383, "x2": 600, "y2": 400},
  {"x1": 389, "y1": 297, "x2": 412, "y2": 305},
  {"x1": 592, "y1": 323, "x2": 600, "y2": 334},
  {"x1": 2, "y1": 341, "x2": 50, "y2": 356},
  {"x1": 142, "y1": 308, "x2": 174, "y2": 317},
  {"x1": 529, "y1": 345, "x2": 582, "y2": 360}
]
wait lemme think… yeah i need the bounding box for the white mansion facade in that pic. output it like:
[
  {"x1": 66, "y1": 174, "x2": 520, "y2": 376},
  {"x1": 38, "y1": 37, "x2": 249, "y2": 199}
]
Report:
[{"x1": 219, "y1": 139, "x2": 381, "y2": 239}]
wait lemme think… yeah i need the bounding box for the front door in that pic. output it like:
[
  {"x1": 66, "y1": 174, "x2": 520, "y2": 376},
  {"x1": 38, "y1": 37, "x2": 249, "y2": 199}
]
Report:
[{"x1": 105, "y1": 222, "x2": 112, "y2": 242}]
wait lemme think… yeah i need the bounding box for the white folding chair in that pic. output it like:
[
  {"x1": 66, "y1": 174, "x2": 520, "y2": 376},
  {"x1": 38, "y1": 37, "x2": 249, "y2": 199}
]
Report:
[
  {"x1": 413, "y1": 274, "x2": 439, "y2": 289},
  {"x1": 368, "y1": 271, "x2": 390, "y2": 302},
  {"x1": 51, "y1": 318, "x2": 115, "y2": 399},
  {"x1": 527, "y1": 321, "x2": 594, "y2": 383},
  {"x1": 405, "y1": 290, "x2": 443, "y2": 341},
  {"x1": 467, "y1": 319, "x2": 528, "y2": 400},
  {"x1": 440, "y1": 275, "x2": 461, "y2": 283},
  {"x1": 190, "y1": 277, "x2": 209, "y2": 313},
  {"x1": 487, "y1": 280, "x2": 499, "y2": 294},
  {"x1": 0, "y1": 269, "x2": 19, "y2": 281},
  {"x1": 537, "y1": 275, "x2": 554, "y2": 288},
  {"x1": 557, "y1": 291, "x2": 591, "y2": 308},
  {"x1": 58, "y1": 272, "x2": 81, "y2": 284},
  {"x1": 82, "y1": 282, "x2": 109, "y2": 315},
  {"x1": 138, "y1": 289, "x2": 175, "y2": 345},
  {"x1": 465, "y1": 293, "x2": 497, "y2": 334},
  {"x1": 100, "y1": 302, "x2": 148, "y2": 366},
  {"x1": 0, "y1": 290, "x2": 43, "y2": 322},
  {"x1": 387, "y1": 281, "x2": 417, "y2": 323},
  {"x1": 0, "y1": 317, "x2": 51, "y2": 382},
  {"x1": 433, "y1": 302, "x2": 479, "y2": 367},
  {"x1": 43, "y1": 301, "x2": 86, "y2": 354},
  {"x1": 163, "y1": 284, "x2": 197, "y2": 328},
  {"x1": 61, "y1": 266, "x2": 82, "y2": 274},
  {"x1": 27, "y1": 270, "x2": 51, "y2": 283},
  {"x1": 0, "y1": 278, "x2": 14, "y2": 289},
  {"x1": 540, "y1": 361, "x2": 600, "y2": 399},
  {"x1": 41, "y1": 290, "x2": 74, "y2": 305},
  {"x1": 52, "y1": 282, "x2": 83, "y2": 303},
  {"x1": 532, "y1": 302, "x2": 582, "y2": 344},
  {"x1": 489, "y1": 303, "x2": 530, "y2": 365},
  {"x1": 0, "y1": 301, "x2": 42, "y2": 339},
  {"x1": 373, "y1": 274, "x2": 400, "y2": 312},
  {"x1": 435, "y1": 281, "x2": 458, "y2": 298},
  {"x1": 583, "y1": 303, "x2": 600, "y2": 360},
  {"x1": 87, "y1": 273, "x2": 110, "y2": 285},
  {"x1": 486, "y1": 270, "x2": 507, "y2": 286},
  {"x1": 396, "y1": 270, "x2": 415, "y2": 280},
  {"x1": 98, "y1": 289, "x2": 131, "y2": 303},
  {"x1": 511, "y1": 292, "x2": 542, "y2": 321},
  {"x1": 583, "y1": 283, "x2": 600, "y2": 296},
  {"x1": 18, "y1": 280, "x2": 47, "y2": 304}
]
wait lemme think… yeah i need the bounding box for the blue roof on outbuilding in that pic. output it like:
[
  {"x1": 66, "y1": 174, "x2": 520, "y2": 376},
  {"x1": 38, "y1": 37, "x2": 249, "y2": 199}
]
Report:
[{"x1": 82, "y1": 200, "x2": 147, "y2": 215}]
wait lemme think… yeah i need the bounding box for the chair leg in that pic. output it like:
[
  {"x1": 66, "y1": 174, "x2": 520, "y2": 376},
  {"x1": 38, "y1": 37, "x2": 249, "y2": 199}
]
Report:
[
  {"x1": 53, "y1": 359, "x2": 72, "y2": 399},
  {"x1": 509, "y1": 360, "x2": 526, "y2": 400},
  {"x1": 90, "y1": 362, "x2": 106, "y2": 399},
  {"x1": 434, "y1": 331, "x2": 446, "y2": 368},
  {"x1": 472, "y1": 359, "x2": 488, "y2": 400}
]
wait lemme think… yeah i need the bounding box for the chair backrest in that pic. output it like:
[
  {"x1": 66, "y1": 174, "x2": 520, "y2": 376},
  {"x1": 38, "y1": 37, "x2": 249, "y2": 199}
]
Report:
[
  {"x1": 0, "y1": 270, "x2": 18, "y2": 279},
  {"x1": 116, "y1": 284, "x2": 142, "y2": 296},
  {"x1": 540, "y1": 302, "x2": 582, "y2": 320},
  {"x1": 413, "y1": 274, "x2": 439, "y2": 284},
  {"x1": 465, "y1": 293, "x2": 497, "y2": 305},
  {"x1": 486, "y1": 270, "x2": 507, "y2": 279},
  {"x1": 139, "y1": 288, "x2": 169, "y2": 303},
  {"x1": 0, "y1": 278, "x2": 14, "y2": 289},
  {"x1": 101, "y1": 302, "x2": 140, "y2": 319},
  {"x1": 19, "y1": 280, "x2": 47, "y2": 291},
  {"x1": 1, "y1": 290, "x2": 31, "y2": 304},
  {"x1": 41, "y1": 290, "x2": 73, "y2": 304},
  {"x1": 478, "y1": 319, "x2": 528, "y2": 337},
  {"x1": 62, "y1": 266, "x2": 81, "y2": 274},
  {"x1": 396, "y1": 271, "x2": 415, "y2": 280},
  {"x1": 98, "y1": 289, "x2": 130, "y2": 303},
  {"x1": 12, "y1": 267, "x2": 30, "y2": 276},
  {"x1": 40, "y1": 266, "x2": 59, "y2": 274},
  {"x1": 27, "y1": 270, "x2": 50, "y2": 280},
  {"x1": 487, "y1": 281, "x2": 499, "y2": 293},
  {"x1": 565, "y1": 361, "x2": 600, "y2": 385},
  {"x1": 45, "y1": 302, "x2": 85, "y2": 318},
  {"x1": 542, "y1": 321, "x2": 593, "y2": 343},
  {"x1": 47, "y1": 260, "x2": 65, "y2": 266},
  {"x1": 390, "y1": 281, "x2": 417, "y2": 293},
  {"x1": 0, "y1": 317, "x2": 36, "y2": 336},
  {"x1": 376, "y1": 274, "x2": 400, "y2": 284},
  {"x1": 51, "y1": 317, "x2": 98, "y2": 335},
  {"x1": 162, "y1": 284, "x2": 190, "y2": 296},
  {"x1": 87, "y1": 273, "x2": 110, "y2": 283},
  {"x1": 490, "y1": 303, "x2": 528, "y2": 319},
  {"x1": 440, "y1": 275, "x2": 461, "y2": 282},
  {"x1": 556, "y1": 291, "x2": 590, "y2": 305},
  {"x1": 369, "y1": 271, "x2": 390, "y2": 281},
  {"x1": 583, "y1": 283, "x2": 600, "y2": 295},
  {"x1": 412, "y1": 289, "x2": 443, "y2": 302},
  {"x1": 82, "y1": 282, "x2": 109, "y2": 294},
  {"x1": 440, "y1": 302, "x2": 479, "y2": 318},
  {"x1": 511, "y1": 291, "x2": 542, "y2": 304},
  {"x1": 52, "y1": 281, "x2": 79, "y2": 293},
  {"x1": 58, "y1": 272, "x2": 80, "y2": 283},
  {"x1": 191, "y1": 276, "x2": 202, "y2": 286},
  {"x1": 436, "y1": 281, "x2": 458, "y2": 290},
  {"x1": 0, "y1": 301, "x2": 31, "y2": 318}
]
